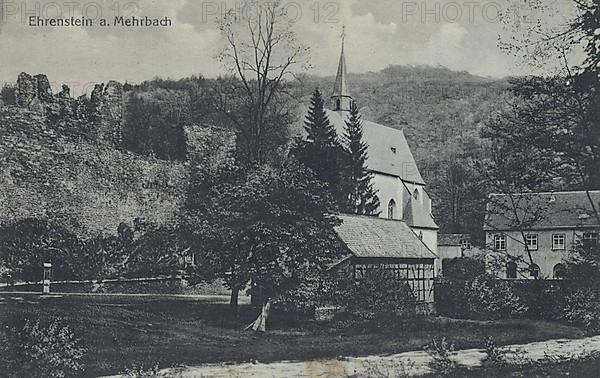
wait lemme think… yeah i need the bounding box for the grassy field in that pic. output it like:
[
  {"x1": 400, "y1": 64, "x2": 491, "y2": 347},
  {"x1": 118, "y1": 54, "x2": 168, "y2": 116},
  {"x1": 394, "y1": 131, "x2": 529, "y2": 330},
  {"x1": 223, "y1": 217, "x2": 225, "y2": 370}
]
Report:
[{"x1": 0, "y1": 293, "x2": 588, "y2": 377}]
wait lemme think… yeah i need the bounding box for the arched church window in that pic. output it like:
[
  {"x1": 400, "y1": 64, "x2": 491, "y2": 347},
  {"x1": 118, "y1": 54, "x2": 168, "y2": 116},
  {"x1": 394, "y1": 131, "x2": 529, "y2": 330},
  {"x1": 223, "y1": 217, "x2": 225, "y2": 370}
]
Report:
[
  {"x1": 413, "y1": 188, "x2": 419, "y2": 201},
  {"x1": 335, "y1": 99, "x2": 341, "y2": 110},
  {"x1": 387, "y1": 199, "x2": 396, "y2": 220},
  {"x1": 506, "y1": 261, "x2": 517, "y2": 279},
  {"x1": 553, "y1": 263, "x2": 566, "y2": 279}
]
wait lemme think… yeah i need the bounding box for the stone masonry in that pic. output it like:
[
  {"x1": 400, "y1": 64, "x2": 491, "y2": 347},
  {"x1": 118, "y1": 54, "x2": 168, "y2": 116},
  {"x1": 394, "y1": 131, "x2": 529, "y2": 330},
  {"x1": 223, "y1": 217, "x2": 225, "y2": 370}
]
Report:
[{"x1": 15, "y1": 73, "x2": 124, "y2": 147}]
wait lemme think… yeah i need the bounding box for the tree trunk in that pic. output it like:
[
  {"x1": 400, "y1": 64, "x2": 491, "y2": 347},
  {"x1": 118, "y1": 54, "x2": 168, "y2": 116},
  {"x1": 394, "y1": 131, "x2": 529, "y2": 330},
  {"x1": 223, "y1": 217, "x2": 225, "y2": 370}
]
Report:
[
  {"x1": 230, "y1": 288, "x2": 239, "y2": 308},
  {"x1": 245, "y1": 299, "x2": 271, "y2": 333}
]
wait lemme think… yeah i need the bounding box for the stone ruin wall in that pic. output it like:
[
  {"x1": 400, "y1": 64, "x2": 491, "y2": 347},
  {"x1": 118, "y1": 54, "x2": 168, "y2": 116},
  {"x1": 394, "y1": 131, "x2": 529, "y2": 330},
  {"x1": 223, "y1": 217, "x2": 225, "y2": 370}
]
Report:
[
  {"x1": 15, "y1": 72, "x2": 124, "y2": 146},
  {"x1": 1, "y1": 73, "x2": 237, "y2": 236}
]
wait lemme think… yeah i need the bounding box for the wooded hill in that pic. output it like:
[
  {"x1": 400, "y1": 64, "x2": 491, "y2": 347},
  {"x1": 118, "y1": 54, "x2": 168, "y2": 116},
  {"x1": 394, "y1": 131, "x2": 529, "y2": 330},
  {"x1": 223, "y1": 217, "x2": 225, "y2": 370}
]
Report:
[
  {"x1": 124, "y1": 65, "x2": 509, "y2": 236},
  {"x1": 0, "y1": 65, "x2": 510, "y2": 237}
]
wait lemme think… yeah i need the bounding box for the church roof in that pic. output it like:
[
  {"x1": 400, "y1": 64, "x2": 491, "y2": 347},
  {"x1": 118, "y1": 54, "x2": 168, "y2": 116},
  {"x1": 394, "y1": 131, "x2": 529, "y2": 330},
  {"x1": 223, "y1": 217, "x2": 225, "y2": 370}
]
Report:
[
  {"x1": 326, "y1": 110, "x2": 426, "y2": 185},
  {"x1": 335, "y1": 213, "x2": 437, "y2": 259},
  {"x1": 402, "y1": 193, "x2": 439, "y2": 229}
]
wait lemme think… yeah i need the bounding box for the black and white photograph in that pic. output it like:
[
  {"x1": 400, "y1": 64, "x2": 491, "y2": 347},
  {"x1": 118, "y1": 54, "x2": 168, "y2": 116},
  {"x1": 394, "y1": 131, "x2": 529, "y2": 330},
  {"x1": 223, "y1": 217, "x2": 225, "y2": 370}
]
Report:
[{"x1": 0, "y1": 0, "x2": 599, "y2": 376}]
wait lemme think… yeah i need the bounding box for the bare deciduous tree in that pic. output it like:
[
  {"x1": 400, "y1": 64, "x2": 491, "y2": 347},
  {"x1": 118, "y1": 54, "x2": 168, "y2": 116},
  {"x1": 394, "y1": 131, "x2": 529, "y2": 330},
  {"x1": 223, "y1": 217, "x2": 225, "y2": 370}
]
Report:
[{"x1": 214, "y1": 0, "x2": 310, "y2": 163}]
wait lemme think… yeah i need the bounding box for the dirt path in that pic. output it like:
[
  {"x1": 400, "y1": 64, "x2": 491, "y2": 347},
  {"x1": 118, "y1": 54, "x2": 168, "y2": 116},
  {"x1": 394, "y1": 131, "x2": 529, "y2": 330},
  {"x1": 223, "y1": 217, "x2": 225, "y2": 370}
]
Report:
[{"x1": 124, "y1": 335, "x2": 600, "y2": 377}]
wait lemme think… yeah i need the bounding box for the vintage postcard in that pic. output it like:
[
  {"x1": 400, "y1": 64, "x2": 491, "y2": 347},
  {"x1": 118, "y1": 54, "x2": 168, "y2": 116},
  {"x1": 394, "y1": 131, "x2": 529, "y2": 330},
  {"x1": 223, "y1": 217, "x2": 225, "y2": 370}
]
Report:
[{"x1": 0, "y1": 0, "x2": 599, "y2": 376}]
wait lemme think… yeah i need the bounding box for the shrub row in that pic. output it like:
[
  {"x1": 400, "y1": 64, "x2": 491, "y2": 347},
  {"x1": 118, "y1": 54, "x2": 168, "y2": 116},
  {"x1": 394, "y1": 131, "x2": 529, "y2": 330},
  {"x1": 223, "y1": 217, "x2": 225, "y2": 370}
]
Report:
[{"x1": 435, "y1": 276, "x2": 600, "y2": 331}]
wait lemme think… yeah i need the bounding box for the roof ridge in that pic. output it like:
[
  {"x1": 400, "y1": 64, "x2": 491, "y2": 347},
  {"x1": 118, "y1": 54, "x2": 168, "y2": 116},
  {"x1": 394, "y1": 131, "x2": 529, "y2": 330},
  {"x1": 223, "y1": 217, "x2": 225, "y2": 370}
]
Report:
[
  {"x1": 339, "y1": 212, "x2": 406, "y2": 223},
  {"x1": 489, "y1": 190, "x2": 600, "y2": 196},
  {"x1": 327, "y1": 110, "x2": 407, "y2": 134}
]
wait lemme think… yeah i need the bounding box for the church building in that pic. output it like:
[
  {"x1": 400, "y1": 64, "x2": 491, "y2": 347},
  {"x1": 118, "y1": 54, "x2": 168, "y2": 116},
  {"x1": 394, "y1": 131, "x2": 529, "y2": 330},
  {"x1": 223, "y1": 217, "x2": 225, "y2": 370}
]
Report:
[
  {"x1": 326, "y1": 34, "x2": 439, "y2": 254},
  {"x1": 325, "y1": 33, "x2": 439, "y2": 304}
]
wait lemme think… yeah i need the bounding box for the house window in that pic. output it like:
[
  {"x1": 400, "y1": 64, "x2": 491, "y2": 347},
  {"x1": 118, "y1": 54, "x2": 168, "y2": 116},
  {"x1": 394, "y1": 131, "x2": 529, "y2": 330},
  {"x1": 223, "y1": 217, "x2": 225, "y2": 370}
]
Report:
[
  {"x1": 552, "y1": 234, "x2": 565, "y2": 250},
  {"x1": 494, "y1": 235, "x2": 506, "y2": 251},
  {"x1": 506, "y1": 261, "x2": 517, "y2": 279},
  {"x1": 354, "y1": 265, "x2": 366, "y2": 280},
  {"x1": 461, "y1": 239, "x2": 472, "y2": 250},
  {"x1": 388, "y1": 199, "x2": 396, "y2": 220},
  {"x1": 529, "y1": 264, "x2": 540, "y2": 279},
  {"x1": 525, "y1": 234, "x2": 538, "y2": 251},
  {"x1": 553, "y1": 263, "x2": 566, "y2": 279},
  {"x1": 582, "y1": 232, "x2": 598, "y2": 247}
]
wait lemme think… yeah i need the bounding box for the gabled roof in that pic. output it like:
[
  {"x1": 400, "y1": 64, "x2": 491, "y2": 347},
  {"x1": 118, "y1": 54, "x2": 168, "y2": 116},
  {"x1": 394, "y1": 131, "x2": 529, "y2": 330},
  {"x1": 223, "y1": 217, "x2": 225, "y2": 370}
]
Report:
[
  {"x1": 335, "y1": 213, "x2": 437, "y2": 259},
  {"x1": 327, "y1": 110, "x2": 426, "y2": 185},
  {"x1": 484, "y1": 191, "x2": 600, "y2": 231},
  {"x1": 402, "y1": 192, "x2": 439, "y2": 229}
]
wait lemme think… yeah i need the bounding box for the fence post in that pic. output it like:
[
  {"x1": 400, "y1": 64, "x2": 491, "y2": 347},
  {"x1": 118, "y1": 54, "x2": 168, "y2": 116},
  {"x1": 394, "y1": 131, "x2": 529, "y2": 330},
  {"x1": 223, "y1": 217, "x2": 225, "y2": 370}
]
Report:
[{"x1": 43, "y1": 262, "x2": 52, "y2": 294}]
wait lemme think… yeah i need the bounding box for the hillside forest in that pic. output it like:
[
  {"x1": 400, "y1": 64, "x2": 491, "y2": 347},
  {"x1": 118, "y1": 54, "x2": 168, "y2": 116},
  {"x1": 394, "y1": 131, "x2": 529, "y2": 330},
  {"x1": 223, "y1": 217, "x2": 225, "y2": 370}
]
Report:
[{"x1": 104, "y1": 65, "x2": 511, "y2": 242}]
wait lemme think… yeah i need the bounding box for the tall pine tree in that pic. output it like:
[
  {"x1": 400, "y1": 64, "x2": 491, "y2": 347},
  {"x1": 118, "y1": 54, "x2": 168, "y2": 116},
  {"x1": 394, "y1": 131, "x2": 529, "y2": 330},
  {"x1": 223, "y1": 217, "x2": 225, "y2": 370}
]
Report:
[
  {"x1": 303, "y1": 88, "x2": 338, "y2": 148},
  {"x1": 343, "y1": 101, "x2": 380, "y2": 215},
  {"x1": 294, "y1": 88, "x2": 349, "y2": 207}
]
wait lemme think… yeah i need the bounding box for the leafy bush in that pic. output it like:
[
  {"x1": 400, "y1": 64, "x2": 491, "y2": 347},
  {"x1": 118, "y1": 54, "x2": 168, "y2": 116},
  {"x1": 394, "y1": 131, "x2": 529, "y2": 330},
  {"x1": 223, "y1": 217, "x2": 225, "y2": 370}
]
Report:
[
  {"x1": 559, "y1": 244, "x2": 600, "y2": 332},
  {"x1": 562, "y1": 285, "x2": 600, "y2": 332},
  {"x1": 436, "y1": 273, "x2": 527, "y2": 320},
  {"x1": 334, "y1": 268, "x2": 416, "y2": 328},
  {"x1": 274, "y1": 275, "x2": 336, "y2": 319},
  {"x1": 122, "y1": 363, "x2": 163, "y2": 377},
  {"x1": 362, "y1": 358, "x2": 416, "y2": 377},
  {"x1": 0, "y1": 218, "x2": 81, "y2": 283},
  {"x1": 512, "y1": 280, "x2": 569, "y2": 320},
  {"x1": 0, "y1": 319, "x2": 87, "y2": 377},
  {"x1": 482, "y1": 336, "x2": 507, "y2": 367},
  {"x1": 0, "y1": 218, "x2": 185, "y2": 284},
  {"x1": 442, "y1": 257, "x2": 485, "y2": 281},
  {"x1": 464, "y1": 275, "x2": 527, "y2": 319},
  {"x1": 424, "y1": 337, "x2": 456, "y2": 375}
]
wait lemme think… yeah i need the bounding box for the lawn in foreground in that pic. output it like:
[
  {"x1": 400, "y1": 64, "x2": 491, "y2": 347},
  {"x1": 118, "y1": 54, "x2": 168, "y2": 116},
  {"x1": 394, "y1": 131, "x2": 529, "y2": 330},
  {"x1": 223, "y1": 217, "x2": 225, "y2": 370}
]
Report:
[{"x1": 0, "y1": 294, "x2": 587, "y2": 377}]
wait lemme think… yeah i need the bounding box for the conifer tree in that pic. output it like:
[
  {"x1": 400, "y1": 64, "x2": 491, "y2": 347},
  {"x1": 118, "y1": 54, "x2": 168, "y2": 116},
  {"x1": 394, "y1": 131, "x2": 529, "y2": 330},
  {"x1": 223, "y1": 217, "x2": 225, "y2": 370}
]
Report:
[
  {"x1": 343, "y1": 101, "x2": 380, "y2": 215},
  {"x1": 304, "y1": 88, "x2": 338, "y2": 148},
  {"x1": 294, "y1": 88, "x2": 348, "y2": 207}
]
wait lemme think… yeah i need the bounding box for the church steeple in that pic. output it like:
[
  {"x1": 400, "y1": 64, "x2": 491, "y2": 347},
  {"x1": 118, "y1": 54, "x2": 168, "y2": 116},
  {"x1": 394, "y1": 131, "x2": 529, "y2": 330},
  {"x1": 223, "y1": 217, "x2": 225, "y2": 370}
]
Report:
[{"x1": 331, "y1": 26, "x2": 352, "y2": 112}]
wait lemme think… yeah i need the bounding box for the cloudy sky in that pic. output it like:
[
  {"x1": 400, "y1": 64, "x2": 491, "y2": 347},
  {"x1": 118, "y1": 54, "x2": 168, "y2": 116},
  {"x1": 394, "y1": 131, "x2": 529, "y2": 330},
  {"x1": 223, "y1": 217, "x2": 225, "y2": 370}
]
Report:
[{"x1": 0, "y1": 0, "x2": 579, "y2": 94}]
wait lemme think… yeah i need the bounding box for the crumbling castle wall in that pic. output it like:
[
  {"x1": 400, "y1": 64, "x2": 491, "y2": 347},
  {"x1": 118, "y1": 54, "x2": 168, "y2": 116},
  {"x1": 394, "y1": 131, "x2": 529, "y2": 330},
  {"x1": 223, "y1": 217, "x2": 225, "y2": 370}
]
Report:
[
  {"x1": 0, "y1": 106, "x2": 187, "y2": 236},
  {"x1": 16, "y1": 73, "x2": 53, "y2": 108},
  {"x1": 2, "y1": 73, "x2": 237, "y2": 236},
  {"x1": 90, "y1": 81, "x2": 124, "y2": 145},
  {"x1": 15, "y1": 72, "x2": 124, "y2": 148}
]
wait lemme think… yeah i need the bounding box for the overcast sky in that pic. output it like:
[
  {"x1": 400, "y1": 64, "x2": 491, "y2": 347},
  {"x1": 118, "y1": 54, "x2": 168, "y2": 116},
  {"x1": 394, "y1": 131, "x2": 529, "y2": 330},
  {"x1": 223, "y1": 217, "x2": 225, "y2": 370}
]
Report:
[{"x1": 0, "y1": 0, "x2": 580, "y2": 94}]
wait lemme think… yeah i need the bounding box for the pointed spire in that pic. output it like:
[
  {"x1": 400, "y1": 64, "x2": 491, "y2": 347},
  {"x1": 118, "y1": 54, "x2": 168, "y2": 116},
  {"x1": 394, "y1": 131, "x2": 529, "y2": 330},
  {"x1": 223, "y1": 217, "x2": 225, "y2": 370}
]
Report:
[{"x1": 331, "y1": 25, "x2": 352, "y2": 112}]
